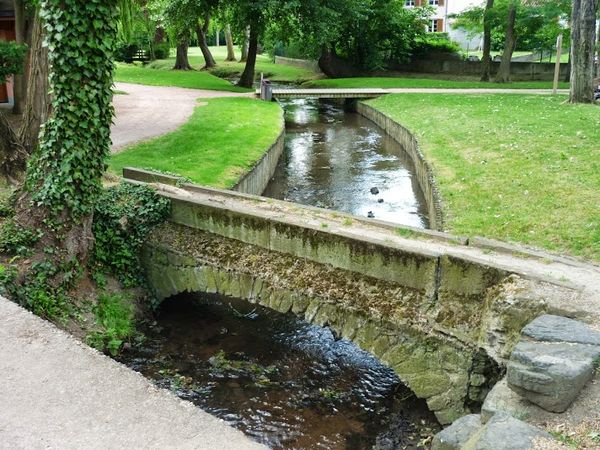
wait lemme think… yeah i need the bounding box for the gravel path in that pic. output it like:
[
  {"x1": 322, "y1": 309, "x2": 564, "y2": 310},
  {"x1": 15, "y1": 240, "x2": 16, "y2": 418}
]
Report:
[
  {"x1": 111, "y1": 82, "x2": 251, "y2": 152},
  {"x1": 0, "y1": 296, "x2": 265, "y2": 450}
]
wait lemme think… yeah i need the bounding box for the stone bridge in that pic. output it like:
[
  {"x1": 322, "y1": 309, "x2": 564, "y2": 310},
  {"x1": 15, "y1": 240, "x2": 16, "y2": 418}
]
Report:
[{"x1": 124, "y1": 168, "x2": 600, "y2": 426}]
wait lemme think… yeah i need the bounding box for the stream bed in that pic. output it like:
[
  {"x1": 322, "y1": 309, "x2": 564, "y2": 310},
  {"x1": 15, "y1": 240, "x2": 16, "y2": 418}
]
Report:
[{"x1": 118, "y1": 294, "x2": 439, "y2": 449}]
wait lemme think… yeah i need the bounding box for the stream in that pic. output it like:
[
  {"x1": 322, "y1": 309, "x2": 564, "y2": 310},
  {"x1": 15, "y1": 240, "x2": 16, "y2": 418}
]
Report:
[{"x1": 263, "y1": 98, "x2": 430, "y2": 228}]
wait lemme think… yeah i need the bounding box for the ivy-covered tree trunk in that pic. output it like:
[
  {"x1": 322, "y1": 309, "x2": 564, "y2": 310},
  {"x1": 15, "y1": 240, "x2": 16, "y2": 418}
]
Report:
[
  {"x1": 16, "y1": 0, "x2": 118, "y2": 265},
  {"x1": 569, "y1": 0, "x2": 599, "y2": 103},
  {"x1": 174, "y1": 41, "x2": 193, "y2": 70},
  {"x1": 494, "y1": 2, "x2": 517, "y2": 83},
  {"x1": 196, "y1": 14, "x2": 216, "y2": 69},
  {"x1": 237, "y1": 25, "x2": 258, "y2": 88},
  {"x1": 225, "y1": 24, "x2": 236, "y2": 61},
  {"x1": 0, "y1": 113, "x2": 28, "y2": 185},
  {"x1": 481, "y1": 0, "x2": 495, "y2": 82},
  {"x1": 12, "y1": 0, "x2": 28, "y2": 115}
]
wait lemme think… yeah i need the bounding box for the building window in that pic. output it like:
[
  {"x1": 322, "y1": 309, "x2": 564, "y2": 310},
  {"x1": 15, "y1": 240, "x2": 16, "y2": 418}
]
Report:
[
  {"x1": 405, "y1": 0, "x2": 415, "y2": 6},
  {"x1": 428, "y1": 19, "x2": 440, "y2": 32},
  {"x1": 429, "y1": 0, "x2": 439, "y2": 5}
]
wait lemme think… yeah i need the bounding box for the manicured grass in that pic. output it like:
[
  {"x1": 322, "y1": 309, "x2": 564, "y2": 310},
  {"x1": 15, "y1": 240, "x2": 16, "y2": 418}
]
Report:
[
  {"x1": 303, "y1": 77, "x2": 570, "y2": 90},
  {"x1": 367, "y1": 94, "x2": 600, "y2": 261},
  {"x1": 114, "y1": 62, "x2": 249, "y2": 92},
  {"x1": 109, "y1": 97, "x2": 283, "y2": 189},
  {"x1": 147, "y1": 46, "x2": 318, "y2": 83}
]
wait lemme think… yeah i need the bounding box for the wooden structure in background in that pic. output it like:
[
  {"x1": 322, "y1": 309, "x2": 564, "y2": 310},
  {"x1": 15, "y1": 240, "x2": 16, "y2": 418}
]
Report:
[{"x1": 0, "y1": 0, "x2": 16, "y2": 103}]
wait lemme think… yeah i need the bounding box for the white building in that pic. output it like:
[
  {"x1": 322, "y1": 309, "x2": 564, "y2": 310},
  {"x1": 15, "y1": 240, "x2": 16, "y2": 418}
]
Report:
[{"x1": 404, "y1": 0, "x2": 483, "y2": 50}]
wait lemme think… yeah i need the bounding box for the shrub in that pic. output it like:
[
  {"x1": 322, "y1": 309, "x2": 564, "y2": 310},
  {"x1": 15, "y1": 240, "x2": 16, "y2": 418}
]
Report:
[
  {"x1": 0, "y1": 40, "x2": 27, "y2": 84},
  {"x1": 92, "y1": 182, "x2": 170, "y2": 287},
  {"x1": 86, "y1": 293, "x2": 135, "y2": 355},
  {"x1": 153, "y1": 42, "x2": 171, "y2": 60},
  {"x1": 412, "y1": 35, "x2": 461, "y2": 59}
]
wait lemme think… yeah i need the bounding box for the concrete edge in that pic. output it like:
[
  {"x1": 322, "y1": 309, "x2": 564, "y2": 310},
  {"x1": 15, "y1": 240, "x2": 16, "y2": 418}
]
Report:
[{"x1": 355, "y1": 101, "x2": 445, "y2": 231}]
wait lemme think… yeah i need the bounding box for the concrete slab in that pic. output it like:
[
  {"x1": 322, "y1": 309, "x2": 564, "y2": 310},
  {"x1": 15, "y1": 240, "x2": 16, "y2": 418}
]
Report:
[{"x1": 0, "y1": 296, "x2": 265, "y2": 450}]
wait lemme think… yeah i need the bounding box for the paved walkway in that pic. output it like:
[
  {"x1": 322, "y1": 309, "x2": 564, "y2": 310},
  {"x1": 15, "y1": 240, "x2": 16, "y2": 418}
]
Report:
[
  {"x1": 385, "y1": 88, "x2": 569, "y2": 94},
  {"x1": 111, "y1": 82, "x2": 251, "y2": 152},
  {"x1": 0, "y1": 296, "x2": 265, "y2": 450}
]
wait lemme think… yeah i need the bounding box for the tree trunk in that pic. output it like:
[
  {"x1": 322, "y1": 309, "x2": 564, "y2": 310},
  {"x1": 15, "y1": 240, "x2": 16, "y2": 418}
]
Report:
[
  {"x1": 12, "y1": 0, "x2": 27, "y2": 115},
  {"x1": 196, "y1": 14, "x2": 216, "y2": 69},
  {"x1": 240, "y1": 26, "x2": 250, "y2": 62},
  {"x1": 173, "y1": 41, "x2": 193, "y2": 70},
  {"x1": 0, "y1": 112, "x2": 28, "y2": 184},
  {"x1": 597, "y1": 20, "x2": 600, "y2": 78},
  {"x1": 481, "y1": 0, "x2": 495, "y2": 82},
  {"x1": 225, "y1": 24, "x2": 236, "y2": 61},
  {"x1": 569, "y1": 0, "x2": 599, "y2": 103},
  {"x1": 494, "y1": 2, "x2": 517, "y2": 83},
  {"x1": 18, "y1": 10, "x2": 50, "y2": 155},
  {"x1": 318, "y1": 45, "x2": 361, "y2": 78},
  {"x1": 237, "y1": 27, "x2": 258, "y2": 88}
]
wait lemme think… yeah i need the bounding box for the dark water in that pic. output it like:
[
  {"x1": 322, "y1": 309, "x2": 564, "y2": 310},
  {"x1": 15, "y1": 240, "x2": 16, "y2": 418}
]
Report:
[
  {"x1": 263, "y1": 99, "x2": 429, "y2": 228},
  {"x1": 118, "y1": 294, "x2": 439, "y2": 449}
]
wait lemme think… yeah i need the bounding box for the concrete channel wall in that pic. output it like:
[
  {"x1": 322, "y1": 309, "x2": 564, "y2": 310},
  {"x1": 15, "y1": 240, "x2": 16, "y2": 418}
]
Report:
[
  {"x1": 356, "y1": 102, "x2": 444, "y2": 231},
  {"x1": 274, "y1": 56, "x2": 322, "y2": 73},
  {"x1": 232, "y1": 130, "x2": 285, "y2": 196}
]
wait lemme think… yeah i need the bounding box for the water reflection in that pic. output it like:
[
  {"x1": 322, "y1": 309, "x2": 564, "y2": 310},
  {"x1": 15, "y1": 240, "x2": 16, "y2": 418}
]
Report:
[
  {"x1": 263, "y1": 99, "x2": 429, "y2": 228},
  {"x1": 118, "y1": 294, "x2": 439, "y2": 449}
]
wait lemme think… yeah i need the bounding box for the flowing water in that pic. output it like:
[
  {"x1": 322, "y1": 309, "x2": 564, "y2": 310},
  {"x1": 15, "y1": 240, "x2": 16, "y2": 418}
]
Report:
[
  {"x1": 263, "y1": 98, "x2": 430, "y2": 228},
  {"x1": 118, "y1": 294, "x2": 439, "y2": 449}
]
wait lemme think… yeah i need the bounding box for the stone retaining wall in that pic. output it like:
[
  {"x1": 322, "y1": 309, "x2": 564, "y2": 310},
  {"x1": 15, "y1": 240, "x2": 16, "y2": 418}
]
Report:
[
  {"x1": 389, "y1": 60, "x2": 569, "y2": 81},
  {"x1": 232, "y1": 129, "x2": 285, "y2": 196},
  {"x1": 356, "y1": 102, "x2": 444, "y2": 231}
]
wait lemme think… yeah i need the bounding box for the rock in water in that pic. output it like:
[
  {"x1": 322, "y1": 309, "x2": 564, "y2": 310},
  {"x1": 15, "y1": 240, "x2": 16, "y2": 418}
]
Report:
[
  {"x1": 431, "y1": 414, "x2": 481, "y2": 450},
  {"x1": 378, "y1": 199, "x2": 384, "y2": 203},
  {"x1": 370, "y1": 187, "x2": 379, "y2": 195},
  {"x1": 367, "y1": 211, "x2": 375, "y2": 219}
]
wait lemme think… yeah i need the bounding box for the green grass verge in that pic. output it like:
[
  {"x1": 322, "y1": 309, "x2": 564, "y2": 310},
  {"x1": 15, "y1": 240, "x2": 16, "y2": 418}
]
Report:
[
  {"x1": 303, "y1": 77, "x2": 570, "y2": 90},
  {"x1": 366, "y1": 94, "x2": 600, "y2": 261},
  {"x1": 109, "y1": 97, "x2": 283, "y2": 189},
  {"x1": 114, "y1": 62, "x2": 249, "y2": 92},
  {"x1": 147, "y1": 46, "x2": 318, "y2": 83}
]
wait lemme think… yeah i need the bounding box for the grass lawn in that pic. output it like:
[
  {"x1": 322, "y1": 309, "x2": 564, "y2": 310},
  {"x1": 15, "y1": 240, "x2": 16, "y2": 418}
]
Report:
[
  {"x1": 303, "y1": 77, "x2": 569, "y2": 90},
  {"x1": 109, "y1": 97, "x2": 283, "y2": 189},
  {"x1": 366, "y1": 94, "x2": 600, "y2": 261},
  {"x1": 114, "y1": 62, "x2": 249, "y2": 92},
  {"x1": 144, "y1": 46, "x2": 318, "y2": 83}
]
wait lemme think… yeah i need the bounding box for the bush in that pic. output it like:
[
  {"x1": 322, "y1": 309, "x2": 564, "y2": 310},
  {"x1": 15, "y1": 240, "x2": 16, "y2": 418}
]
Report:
[
  {"x1": 411, "y1": 35, "x2": 461, "y2": 59},
  {"x1": 115, "y1": 43, "x2": 139, "y2": 63},
  {"x1": 153, "y1": 42, "x2": 171, "y2": 60},
  {"x1": 92, "y1": 182, "x2": 170, "y2": 287},
  {"x1": 86, "y1": 293, "x2": 135, "y2": 355},
  {"x1": 0, "y1": 40, "x2": 27, "y2": 83}
]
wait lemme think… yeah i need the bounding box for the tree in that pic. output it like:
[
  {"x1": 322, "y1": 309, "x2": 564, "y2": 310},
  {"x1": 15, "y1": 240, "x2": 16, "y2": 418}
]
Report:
[
  {"x1": 569, "y1": 0, "x2": 599, "y2": 102},
  {"x1": 16, "y1": 0, "x2": 119, "y2": 264},
  {"x1": 224, "y1": 24, "x2": 235, "y2": 61},
  {"x1": 481, "y1": 0, "x2": 495, "y2": 81},
  {"x1": 494, "y1": 0, "x2": 518, "y2": 82},
  {"x1": 195, "y1": 12, "x2": 217, "y2": 68}
]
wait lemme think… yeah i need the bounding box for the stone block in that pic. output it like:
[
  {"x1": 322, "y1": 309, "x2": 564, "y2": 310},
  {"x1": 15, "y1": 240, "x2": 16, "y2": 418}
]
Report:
[
  {"x1": 522, "y1": 314, "x2": 600, "y2": 346},
  {"x1": 431, "y1": 414, "x2": 482, "y2": 450},
  {"x1": 466, "y1": 413, "x2": 553, "y2": 450},
  {"x1": 507, "y1": 341, "x2": 600, "y2": 412}
]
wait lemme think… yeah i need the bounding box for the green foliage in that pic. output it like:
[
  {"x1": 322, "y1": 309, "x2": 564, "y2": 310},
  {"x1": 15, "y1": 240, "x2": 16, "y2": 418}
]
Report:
[
  {"x1": 92, "y1": 182, "x2": 170, "y2": 287},
  {"x1": 0, "y1": 220, "x2": 42, "y2": 256},
  {"x1": 0, "y1": 40, "x2": 28, "y2": 84},
  {"x1": 0, "y1": 259, "x2": 79, "y2": 321},
  {"x1": 412, "y1": 34, "x2": 461, "y2": 58},
  {"x1": 153, "y1": 42, "x2": 171, "y2": 59},
  {"x1": 86, "y1": 293, "x2": 135, "y2": 355},
  {"x1": 25, "y1": 0, "x2": 119, "y2": 220}
]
